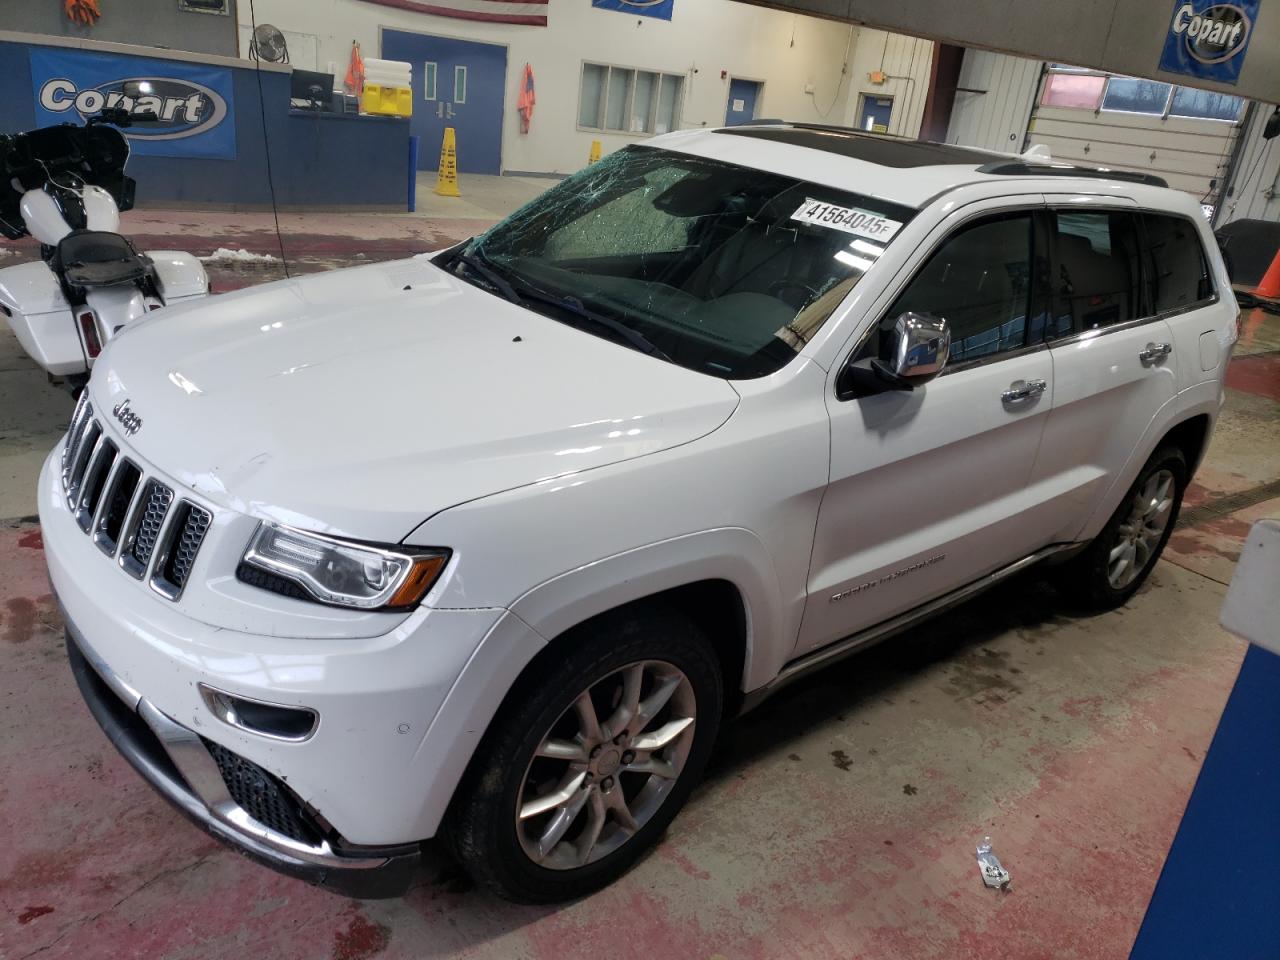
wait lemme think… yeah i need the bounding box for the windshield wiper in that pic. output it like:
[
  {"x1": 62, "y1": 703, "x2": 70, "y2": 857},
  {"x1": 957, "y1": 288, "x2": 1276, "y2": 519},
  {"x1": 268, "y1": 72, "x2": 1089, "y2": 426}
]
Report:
[
  {"x1": 453, "y1": 247, "x2": 523, "y2": 307},
  {"x1": 454, "y1": 246, "x2": 672, "y2": 363}
]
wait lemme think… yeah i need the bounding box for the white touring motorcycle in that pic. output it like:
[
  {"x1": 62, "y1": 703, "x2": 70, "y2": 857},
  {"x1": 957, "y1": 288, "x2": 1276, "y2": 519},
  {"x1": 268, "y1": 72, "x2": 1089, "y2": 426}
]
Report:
[{"x1": 0, "y1": 105, "x2": 208, "y2": 394}]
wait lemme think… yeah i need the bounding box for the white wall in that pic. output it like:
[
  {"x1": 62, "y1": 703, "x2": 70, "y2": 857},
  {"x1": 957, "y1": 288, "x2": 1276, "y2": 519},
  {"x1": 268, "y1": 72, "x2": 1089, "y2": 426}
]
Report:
[
  {"x1": 840, "y1": 28, "x2": 934, "y2": 137},
  {"x1": 239, "y1": 0, "x2": 901, "y2": 175},
  {"x1": 1220, "y1": 104, "x2": 1280, "y2": 224},
  {"x1": 945, "y1": 50, "x2": 1041, "y2": 153}
]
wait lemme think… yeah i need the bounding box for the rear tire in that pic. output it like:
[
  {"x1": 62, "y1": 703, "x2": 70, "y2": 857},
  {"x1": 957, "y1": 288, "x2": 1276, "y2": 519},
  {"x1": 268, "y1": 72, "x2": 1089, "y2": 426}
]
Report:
[
  {"x1": 444, "y1": 604, "x2": 723, "y2": 903},
  {"x1": 1057, "y1": 445, "x2": 1187, "y2": 611}
]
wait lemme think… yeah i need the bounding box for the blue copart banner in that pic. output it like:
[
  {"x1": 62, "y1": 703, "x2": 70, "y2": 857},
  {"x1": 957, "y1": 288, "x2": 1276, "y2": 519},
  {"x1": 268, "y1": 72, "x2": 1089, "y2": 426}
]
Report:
[
  {"x1": 1158, "y1": 0, "x2": 1259, "y2": 85},
  {"x1": 591, "y1": 0, "x2": 675, "y2": 21},
  {"x1": 29, "y1": 49, "x2": 236, "y2": 159}
]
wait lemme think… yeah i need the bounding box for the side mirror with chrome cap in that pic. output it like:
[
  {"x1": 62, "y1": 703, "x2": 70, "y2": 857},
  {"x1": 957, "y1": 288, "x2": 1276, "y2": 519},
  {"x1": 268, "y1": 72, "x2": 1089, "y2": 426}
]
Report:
[{"x1": 838, "y1": 311, "x2": 951, "y2": 399}]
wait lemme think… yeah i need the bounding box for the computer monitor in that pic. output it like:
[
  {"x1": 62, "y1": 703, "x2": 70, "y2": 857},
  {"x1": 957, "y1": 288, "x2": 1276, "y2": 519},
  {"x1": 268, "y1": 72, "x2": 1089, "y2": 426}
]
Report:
[{"x1": 290, "y1": 69, "x2": 334, "y2": 110}]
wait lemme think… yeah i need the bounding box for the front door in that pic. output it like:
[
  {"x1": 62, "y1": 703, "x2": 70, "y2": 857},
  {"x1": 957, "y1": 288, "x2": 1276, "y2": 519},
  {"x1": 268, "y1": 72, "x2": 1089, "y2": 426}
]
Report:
[
  {"x1": 724, "y1": 79, "x2": 762, "y2": 126},
  {"x1": 381, "y1": 30, "x2": 507, "y2": 175},
  {"x1": 798, "y1": 198, "x2": 1057, "y2": 655}
]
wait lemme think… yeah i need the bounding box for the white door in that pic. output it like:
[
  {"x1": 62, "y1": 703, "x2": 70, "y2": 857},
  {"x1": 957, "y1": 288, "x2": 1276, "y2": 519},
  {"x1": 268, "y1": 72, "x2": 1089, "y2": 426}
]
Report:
[
  {"x1": 798, "y1": 199, "x2": 1057, "y2": 655},
  {"x1": 1028, "y1": 200, "x2": 1179, "y2": 544}
]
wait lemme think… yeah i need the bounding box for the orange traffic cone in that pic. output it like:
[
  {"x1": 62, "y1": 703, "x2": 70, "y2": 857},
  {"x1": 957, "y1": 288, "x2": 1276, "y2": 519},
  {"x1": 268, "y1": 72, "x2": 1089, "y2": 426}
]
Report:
[{"x1": 1255, "y1": 247, "x2": 1280, "y2": 301}]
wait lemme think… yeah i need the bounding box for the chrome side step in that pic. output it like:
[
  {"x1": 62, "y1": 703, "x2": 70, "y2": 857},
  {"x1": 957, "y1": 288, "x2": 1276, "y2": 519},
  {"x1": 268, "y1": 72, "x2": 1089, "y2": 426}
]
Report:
[{"x1": 740, "y1": 542, "x2": 1079, "y2": 713}]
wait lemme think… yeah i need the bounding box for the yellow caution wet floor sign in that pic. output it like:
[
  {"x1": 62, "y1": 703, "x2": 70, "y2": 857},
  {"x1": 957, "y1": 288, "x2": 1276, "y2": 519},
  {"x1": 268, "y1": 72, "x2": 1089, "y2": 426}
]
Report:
[
  {"x1": 435, "y1": 127, "x2": 461, "y2": 197},
  {"x1": 588, "y1": 140, "x2": 602, "y2": 164}
]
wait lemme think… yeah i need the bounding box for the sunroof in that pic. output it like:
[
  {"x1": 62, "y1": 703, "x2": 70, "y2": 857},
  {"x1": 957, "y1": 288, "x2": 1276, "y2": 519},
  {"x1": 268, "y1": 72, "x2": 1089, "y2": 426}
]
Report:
[{"x1": 715, "y1": 124, "x2": 1000, "y2": 169}]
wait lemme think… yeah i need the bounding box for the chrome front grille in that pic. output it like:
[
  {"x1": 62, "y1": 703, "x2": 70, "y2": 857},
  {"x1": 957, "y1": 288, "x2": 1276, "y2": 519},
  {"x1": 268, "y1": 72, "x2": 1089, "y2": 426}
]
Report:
[{"x1": 61, "y1": 394, "x2": 213, "y2": 601}]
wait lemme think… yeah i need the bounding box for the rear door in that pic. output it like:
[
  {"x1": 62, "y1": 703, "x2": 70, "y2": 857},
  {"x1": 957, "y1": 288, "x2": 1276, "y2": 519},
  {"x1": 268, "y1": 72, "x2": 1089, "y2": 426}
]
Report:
[
  {"x1": 798, "y1": 197, "x2": 1057, "y2": 655},
  {"x1": 1025, "y1": 197, "x2": 1178, "y2": 544}
]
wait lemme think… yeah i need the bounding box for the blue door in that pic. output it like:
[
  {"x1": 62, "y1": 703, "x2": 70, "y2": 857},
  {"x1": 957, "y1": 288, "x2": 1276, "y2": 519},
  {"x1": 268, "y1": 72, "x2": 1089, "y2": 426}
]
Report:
[
  {"x1": 725, "y1": 79, "x2": 762, "y2": 126},
  {"x1": 382, "y1": 30, "x2": 507, "y2": 175}
]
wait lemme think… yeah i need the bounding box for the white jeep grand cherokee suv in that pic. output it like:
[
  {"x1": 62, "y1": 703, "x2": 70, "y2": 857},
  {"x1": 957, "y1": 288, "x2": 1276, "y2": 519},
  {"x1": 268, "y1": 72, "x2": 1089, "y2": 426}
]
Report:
[{"x1": 42, "y1": 123, "x2": 1235, "y2": 902}]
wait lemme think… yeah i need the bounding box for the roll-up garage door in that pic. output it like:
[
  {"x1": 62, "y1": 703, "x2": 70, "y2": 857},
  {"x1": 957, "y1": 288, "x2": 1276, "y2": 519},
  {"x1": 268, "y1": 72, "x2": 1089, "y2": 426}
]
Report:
[{"x1": 1026, "y1": 68, "x2": 1244, "y2": 205}]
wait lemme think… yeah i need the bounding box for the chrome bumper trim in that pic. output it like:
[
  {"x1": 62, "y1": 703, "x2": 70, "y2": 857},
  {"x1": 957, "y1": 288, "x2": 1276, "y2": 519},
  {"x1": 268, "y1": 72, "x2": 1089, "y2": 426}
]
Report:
[{"x1": 61, "y1": 601, "x2": 420, "y2": 896}]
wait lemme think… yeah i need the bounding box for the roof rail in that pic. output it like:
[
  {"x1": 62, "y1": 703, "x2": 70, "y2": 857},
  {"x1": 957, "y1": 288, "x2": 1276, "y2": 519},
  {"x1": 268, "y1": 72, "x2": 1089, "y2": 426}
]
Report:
[
  {"x1": 977, "y1": 160, "x2": 1168, "y2": 188},
  {"x1": 741, "y1": 119, "x2": 915, "y2": 139}
]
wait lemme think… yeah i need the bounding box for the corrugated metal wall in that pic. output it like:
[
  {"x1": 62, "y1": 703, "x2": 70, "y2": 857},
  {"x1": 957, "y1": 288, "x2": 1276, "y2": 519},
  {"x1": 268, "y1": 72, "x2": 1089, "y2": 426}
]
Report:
[
  {"x1": 845, "y1": 29, "x2": 935, "y2": 139},
  {"x1": 945, "y1": 50, "x2": 1042, "y2": 153},
  {"x1": 1220, "y1": 106, "x2": 1280, "y2": 225}
]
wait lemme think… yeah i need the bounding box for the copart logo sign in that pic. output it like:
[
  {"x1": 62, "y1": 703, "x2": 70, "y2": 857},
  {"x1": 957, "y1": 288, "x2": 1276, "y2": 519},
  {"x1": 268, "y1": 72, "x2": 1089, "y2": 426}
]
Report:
[
  {"x1": 29, "y1": 49, "x2": 237, "y2": 160},
  {"x1": 1158, "y1": 0, "x2": 1258, "y2": 85}
]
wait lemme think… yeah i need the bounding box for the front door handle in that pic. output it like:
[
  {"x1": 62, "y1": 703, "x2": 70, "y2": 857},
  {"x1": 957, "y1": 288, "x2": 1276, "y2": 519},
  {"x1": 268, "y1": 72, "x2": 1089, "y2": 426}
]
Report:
[
  {"x1": 1002, "y1": 378, "x2": 1047, "y2": 404},
  {"x1": 1139, "y1": 341, "x2": 1173, "y2": 366}
]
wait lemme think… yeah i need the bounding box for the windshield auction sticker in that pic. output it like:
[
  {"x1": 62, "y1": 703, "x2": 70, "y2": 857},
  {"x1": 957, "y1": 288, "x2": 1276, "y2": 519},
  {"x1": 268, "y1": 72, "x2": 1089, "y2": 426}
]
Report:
[{"x1": 790, "y1": 200, "x2": 901, "y2": 241}]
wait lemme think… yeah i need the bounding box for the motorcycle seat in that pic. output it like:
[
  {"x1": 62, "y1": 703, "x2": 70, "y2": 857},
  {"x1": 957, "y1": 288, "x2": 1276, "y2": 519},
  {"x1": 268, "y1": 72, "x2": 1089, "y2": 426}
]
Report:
[{"x1": 54, "y1": 230, "x2": 149, "y2": 288}]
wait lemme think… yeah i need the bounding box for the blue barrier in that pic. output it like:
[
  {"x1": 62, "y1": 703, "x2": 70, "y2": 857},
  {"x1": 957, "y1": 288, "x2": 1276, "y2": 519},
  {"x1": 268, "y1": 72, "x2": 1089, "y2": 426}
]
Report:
[{"x1": 408, "y1": 135, "x2": 420, "y2": 213}]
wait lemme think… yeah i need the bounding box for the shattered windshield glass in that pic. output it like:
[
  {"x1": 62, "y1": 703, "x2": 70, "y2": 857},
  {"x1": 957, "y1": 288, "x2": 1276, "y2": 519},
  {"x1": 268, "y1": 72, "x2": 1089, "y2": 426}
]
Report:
[{"x1": 452, "y1": 146, "x2": 916, "y2": 379}]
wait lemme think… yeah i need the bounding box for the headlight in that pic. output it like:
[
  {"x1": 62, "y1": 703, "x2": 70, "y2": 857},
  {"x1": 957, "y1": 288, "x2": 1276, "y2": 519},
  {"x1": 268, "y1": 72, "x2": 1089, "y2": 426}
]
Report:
[{"x1": 239, "y1": 522, "x2": 449, "y2": 611}]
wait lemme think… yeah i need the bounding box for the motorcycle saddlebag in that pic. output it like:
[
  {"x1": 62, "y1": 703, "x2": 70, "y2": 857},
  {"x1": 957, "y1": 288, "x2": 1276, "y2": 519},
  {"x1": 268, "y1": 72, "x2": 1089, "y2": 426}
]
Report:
[{"x1": 54, "y1": 230, "x2": 149, "y2": 289}]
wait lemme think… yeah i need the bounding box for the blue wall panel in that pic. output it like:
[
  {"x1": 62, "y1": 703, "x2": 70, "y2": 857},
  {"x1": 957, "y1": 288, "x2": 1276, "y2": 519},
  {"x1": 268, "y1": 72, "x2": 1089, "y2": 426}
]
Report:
[{"x1": 1, "y1": 40, "x2": 408, "y2": 208}]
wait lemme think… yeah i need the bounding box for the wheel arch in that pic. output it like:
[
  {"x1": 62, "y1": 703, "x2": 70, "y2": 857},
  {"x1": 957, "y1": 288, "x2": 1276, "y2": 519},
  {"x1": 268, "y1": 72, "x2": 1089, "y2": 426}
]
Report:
[
  {"x1": 1161, "y1": 412, "x2": 1212, "y2": 477},
  {"x1": 508, "y1": 526, "x2": 789, "y2": 695}
]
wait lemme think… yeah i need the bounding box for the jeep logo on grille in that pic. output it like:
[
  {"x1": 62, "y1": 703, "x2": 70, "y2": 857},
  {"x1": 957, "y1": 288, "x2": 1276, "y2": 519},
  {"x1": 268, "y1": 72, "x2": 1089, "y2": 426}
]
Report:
[
  {"x1": 38, "y1": 76, "x2": 228, "y2": 141},
  {"x1": 112, "y1": 399, "x2": 142, "y2": 436},
  {"x1": 1170, "y1": 3, "x2": 1251, "y2": 64}
]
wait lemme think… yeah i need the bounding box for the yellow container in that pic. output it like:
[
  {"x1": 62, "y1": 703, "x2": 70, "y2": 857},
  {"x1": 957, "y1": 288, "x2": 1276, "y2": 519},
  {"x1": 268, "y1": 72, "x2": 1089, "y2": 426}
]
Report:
[{"x1": 362, "y1": 83, "x2": 413, "y2": 117}]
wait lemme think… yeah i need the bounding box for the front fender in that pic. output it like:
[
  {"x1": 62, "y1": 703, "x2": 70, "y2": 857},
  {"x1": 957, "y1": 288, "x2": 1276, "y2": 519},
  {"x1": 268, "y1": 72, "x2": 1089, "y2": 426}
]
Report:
[{"x1": 508, "y1": 526, "x2": 786, "y2": 693}]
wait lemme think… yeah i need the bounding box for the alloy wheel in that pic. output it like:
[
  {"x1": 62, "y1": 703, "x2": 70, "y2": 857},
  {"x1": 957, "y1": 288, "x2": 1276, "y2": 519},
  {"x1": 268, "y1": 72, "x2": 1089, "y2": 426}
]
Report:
[
  {"x1": 1107, "y1": 468, "x2": 1176, "y2": 590},
  {"x1": 515, "y1": 659, "x2": 696, "y2": 870}
]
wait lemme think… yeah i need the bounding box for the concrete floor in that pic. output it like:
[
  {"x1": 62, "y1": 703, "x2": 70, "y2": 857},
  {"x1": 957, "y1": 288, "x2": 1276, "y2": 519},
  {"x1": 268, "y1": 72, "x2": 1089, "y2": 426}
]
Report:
[{"x1": 1, "y1": 211, "x2": 1278, "y2": 958}]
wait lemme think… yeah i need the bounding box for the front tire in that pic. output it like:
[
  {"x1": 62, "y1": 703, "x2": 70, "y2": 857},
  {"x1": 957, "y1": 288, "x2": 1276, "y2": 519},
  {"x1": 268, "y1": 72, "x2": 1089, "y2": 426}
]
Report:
[
  {"x1": 1058, "y1": 445, "x2": 1187, "y2": 610},
  {"x1": 444, "y1": 604, "x2": 723, "y2": 903}
]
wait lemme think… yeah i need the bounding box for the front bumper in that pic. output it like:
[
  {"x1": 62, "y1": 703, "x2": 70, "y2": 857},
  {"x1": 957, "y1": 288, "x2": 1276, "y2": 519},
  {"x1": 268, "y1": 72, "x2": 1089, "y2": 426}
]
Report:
[{"x1": 64, "y1": 612, "x2": 421, "y2": 898}]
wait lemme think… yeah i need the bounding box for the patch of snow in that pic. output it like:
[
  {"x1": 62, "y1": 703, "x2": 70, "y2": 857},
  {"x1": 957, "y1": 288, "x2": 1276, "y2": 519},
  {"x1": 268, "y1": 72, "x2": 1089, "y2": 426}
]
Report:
[{"x1": 200, "y1": 247, "x2": 280, "y2": 264}]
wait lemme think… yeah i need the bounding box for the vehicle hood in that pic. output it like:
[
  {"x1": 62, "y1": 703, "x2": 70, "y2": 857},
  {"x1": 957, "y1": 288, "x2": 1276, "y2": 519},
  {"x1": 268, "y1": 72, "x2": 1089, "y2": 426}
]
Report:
[{"x1": 90, "y1": 256, "x2": 740, "y2": 542}]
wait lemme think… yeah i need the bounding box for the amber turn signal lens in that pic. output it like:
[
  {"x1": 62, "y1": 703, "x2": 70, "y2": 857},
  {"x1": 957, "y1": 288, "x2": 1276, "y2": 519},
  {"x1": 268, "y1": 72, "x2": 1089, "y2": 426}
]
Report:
[{"x1": 387, "y1": 554, "x2": 449, "y2": 608}]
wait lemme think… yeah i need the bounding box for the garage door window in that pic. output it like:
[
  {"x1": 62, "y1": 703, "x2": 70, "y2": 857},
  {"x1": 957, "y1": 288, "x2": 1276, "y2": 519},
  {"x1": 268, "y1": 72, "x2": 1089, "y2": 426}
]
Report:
[
  {"x1": 1051, "y1": 210, "x2": 1146, "y2": 332},
  {"x1": 1169, "y1": 87, "x2": 1243, "y2": 122},
  {"x1": 1143, "y1": 214, "x2": 1214, "y2": 313},
  {"x1": 1102, "y1": 78, "x2": 1173, "y2": 116}
]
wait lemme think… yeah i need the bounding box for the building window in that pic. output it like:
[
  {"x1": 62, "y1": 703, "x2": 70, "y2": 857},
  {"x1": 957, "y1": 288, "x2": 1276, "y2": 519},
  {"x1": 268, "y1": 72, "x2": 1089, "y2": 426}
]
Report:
[
  {"x1": 578, "y1": 62, "x2": 684, "y2": 135},
  {"x1": 423, "y1": 62, "x2": 437, "y2": 101},
  {"x1": 454, "y1": 66, "x2": 468, "y2": 105}
]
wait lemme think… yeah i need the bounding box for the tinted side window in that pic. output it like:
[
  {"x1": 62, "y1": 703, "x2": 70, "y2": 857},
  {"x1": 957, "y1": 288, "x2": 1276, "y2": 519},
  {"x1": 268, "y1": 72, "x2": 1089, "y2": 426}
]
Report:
[
  {"x1": 1143, "y1": 213, "x2": 1213, "y2": 312},
  {"x1": 886, "y1": 213, "x2": 1033, "y2": 364},
  {"x1": 1051, "y1": 210, "x2": 1144, "y2": 332}
]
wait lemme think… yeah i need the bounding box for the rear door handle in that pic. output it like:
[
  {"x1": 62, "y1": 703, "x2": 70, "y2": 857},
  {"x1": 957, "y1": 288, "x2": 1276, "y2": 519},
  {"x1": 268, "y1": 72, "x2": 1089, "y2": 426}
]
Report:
[
  {"x1": 1001, "y1": 378, "x2": 1047, "y2": 404},
  {"x1": 1139, "y1": 342, "x2": 1173, "y2": 366}
]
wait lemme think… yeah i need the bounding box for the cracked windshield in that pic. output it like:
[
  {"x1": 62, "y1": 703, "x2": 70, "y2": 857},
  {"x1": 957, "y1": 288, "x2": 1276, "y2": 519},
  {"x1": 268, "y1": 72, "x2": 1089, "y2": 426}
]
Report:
[{"x1": 448, "y1": 146, "x2": 915, "y2": 378}]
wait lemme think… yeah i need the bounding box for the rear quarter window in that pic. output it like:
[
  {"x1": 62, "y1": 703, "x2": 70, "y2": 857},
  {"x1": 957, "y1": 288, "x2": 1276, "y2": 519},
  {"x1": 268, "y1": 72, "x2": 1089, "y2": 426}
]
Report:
[{"x1": 1142, "y1": 213, "x2": 1214, "y2": 313}]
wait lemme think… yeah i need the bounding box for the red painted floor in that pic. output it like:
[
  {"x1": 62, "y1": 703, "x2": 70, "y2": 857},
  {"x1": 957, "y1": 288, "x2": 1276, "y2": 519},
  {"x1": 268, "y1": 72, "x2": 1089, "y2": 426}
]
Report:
[
  {"x1": 1225, "y1": 350, "x2": 1280, "y2": 402},
  {"x1": 0, "y1": 219, "x2": 1276, "y2": 960}
]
